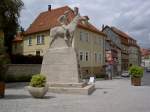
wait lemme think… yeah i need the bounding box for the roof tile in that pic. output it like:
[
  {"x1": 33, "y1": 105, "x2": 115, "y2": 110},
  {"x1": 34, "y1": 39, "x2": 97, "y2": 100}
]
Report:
[{"x1": 25, "y1": 6, "x2": 105, "y2": 36}]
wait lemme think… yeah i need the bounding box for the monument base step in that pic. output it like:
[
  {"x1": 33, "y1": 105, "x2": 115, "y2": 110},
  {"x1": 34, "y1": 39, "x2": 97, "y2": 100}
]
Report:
[
  {"x1": 48, "y1": 82, "x2": 87, "y2": 88},
  {"x1": 48, "y1": 84, "x2": 95, "y2": 95}
]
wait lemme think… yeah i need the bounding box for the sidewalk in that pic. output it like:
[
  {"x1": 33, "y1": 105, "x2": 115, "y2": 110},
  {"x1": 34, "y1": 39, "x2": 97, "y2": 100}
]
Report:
[{"x1": 0, "y1": 76, "x2": 150, "y2": 112}]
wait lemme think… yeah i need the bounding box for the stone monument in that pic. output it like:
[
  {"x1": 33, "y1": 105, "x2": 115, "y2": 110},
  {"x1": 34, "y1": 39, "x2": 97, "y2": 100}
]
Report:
[{"x1": 41, "y1": 7, "x2": 95, "y2": 95}]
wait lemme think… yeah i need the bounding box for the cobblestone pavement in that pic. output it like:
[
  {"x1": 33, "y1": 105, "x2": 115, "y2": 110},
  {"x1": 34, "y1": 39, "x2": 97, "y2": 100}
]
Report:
[{"x1": 0, "y1": 72, "x2": 150, "y2": 112}]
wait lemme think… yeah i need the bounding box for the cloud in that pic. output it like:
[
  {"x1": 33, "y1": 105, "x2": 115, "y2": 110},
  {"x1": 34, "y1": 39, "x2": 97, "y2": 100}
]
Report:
[{"x1": 20, "y1": 0, "x2": 150, "y2": 48}]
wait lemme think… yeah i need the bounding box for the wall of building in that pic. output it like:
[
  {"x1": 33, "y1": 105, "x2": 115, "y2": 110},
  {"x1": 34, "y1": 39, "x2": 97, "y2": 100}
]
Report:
[
  {"x1": 103, "y1": 27, "x2": 122, "y2": 74},
  {"x1": 12, "y1": 42, "x2": 23, "y2": 54},
  {"x1": 23, "y1": 31, "x2": 50, "y2": 55},
  {"x1": 103, "y1": 28, "x2": 121, "y2": 49},
  {"x1": 74, "y1": 28, "x2": 105, "y2": 75},
  {"x1": 129, "y1": 46, "x2": 140, "y2": 66},
  {"x1": 22, "y1": 27, "x2": 106, "y2": 76}
]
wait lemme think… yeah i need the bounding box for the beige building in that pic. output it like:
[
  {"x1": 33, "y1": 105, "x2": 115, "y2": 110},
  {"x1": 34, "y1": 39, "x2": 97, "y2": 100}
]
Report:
[{"x1": 20, "y1": 6, "x2": 106, "y2": 77}]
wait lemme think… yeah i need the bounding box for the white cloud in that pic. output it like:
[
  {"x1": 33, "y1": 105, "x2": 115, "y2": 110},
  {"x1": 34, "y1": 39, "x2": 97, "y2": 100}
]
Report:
[{"x1": 20, "y1": 0, "x2": 150, "y2": 48}]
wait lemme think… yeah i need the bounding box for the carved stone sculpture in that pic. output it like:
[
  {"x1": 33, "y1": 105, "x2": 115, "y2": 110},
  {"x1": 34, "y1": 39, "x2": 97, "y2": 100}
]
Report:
[
  {"x1": 49, "y1": 7, "x2": 86, "y2": 47},
  {"x1": 41, "y1": 7, "x2": 95, "y2": 95}
]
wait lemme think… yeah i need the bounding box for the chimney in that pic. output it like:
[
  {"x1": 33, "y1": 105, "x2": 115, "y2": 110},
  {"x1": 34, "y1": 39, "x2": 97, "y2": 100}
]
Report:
[
  {"x1": 82, "y1": 16, "x2": 89, "y2": 25},
  {"x1": 48, "y1": 5, "x2": 51, "y2": 11},
  {"x1": 102, "y1": 24, "x2": 105, "y2": 30},
  {"x1": 84, "y1": 16, "x2": 89, "y2": 21}
]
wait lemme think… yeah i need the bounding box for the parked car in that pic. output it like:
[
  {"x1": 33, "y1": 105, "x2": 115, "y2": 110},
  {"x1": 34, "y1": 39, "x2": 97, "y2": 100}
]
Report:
[
  {"x1": 121, "y1": 71, "x2": 130, "y2": 77},
  {"x1": 146, "y1": 67, "x2": 150, "y2": 72}
]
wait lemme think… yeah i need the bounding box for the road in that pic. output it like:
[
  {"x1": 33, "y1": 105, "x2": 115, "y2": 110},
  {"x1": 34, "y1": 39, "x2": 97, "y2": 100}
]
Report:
[
  {"x1": 0, "y1": 72, "x2": 150, "y2": 112},
  {"x1": 142, "y1": 70, "x2": 150, "y2": 86}
]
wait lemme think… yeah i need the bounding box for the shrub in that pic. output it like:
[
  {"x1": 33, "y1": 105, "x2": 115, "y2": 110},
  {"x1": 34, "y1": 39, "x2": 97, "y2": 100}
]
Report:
[
  {"x1": 29, "y1": 74, "x2": 46, "y2": 87},
  {"x1": 129, "y1": 66, "x2": 144, "y2": 78},
  {"x1": 5, "y1": 74, "x2": 32, "y2": 82},
  {"x1": 11, "y1": 54, "x2": 43, "y2": 64}
]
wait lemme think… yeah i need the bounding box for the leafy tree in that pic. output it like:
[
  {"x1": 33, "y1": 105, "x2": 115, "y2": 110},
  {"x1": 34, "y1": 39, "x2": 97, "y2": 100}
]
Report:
[
  {"x1": 0, "y1": 0, "x2": 24, "y2": 54},
  {"x1": 0, "y1": 37, "x2": 10, "y2": 81}
]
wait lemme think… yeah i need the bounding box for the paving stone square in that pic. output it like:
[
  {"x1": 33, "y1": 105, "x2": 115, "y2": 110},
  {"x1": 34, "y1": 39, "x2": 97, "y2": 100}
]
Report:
[{"x1": 0, "y1": 73, "x2": 150, "y2": 112}]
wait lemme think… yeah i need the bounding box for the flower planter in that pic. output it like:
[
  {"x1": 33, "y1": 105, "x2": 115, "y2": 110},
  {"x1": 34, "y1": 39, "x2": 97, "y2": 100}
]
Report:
[
  {"x1": 131, "y1": 77, "x2": 141, "y2": 86},
  {"x1": 27, "y1": 85, "x2": 48, "y2": 98},
  {"x1": 0, "y1": 81, "x2": 5, "y2": 98}
]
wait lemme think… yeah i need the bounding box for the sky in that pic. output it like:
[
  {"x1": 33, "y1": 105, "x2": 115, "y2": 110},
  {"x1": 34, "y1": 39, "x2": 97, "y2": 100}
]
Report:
[{"x1": 20, "y1": 0, "x2": 150, "y2": 48}]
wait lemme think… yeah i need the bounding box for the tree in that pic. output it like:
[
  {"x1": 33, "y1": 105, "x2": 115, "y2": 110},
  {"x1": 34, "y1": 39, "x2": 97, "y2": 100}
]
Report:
[
  {"x1": 0, "y1": 0, "x2": 24, "y2": 54},
  {"x1": 0, "y1": 37, "x2": 10, "y2": 81}
]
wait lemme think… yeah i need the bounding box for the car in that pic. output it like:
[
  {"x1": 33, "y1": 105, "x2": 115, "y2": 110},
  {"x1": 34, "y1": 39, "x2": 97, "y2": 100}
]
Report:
[
  {"x1": 146, "y1": 67, "x2": 150, "y2": 72},
  {"x1": 121, "y1": 71, "x2": 130, "y2": 77}
]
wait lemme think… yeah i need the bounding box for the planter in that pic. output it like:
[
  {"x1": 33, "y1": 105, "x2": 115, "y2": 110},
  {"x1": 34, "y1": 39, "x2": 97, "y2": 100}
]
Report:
[
  {"x1": 131, "y1": 77, "x2": 141, "y2": 86},
  {"x1": 27, "y1": 85, "x2": 48, "y2": 98},
  {"x1": 0, "y1": 81, "x2": 5, "y2": 98}
]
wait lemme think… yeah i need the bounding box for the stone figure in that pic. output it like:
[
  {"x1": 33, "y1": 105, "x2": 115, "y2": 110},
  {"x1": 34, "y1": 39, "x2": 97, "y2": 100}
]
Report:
[
  {"x1": 41, "y1": 7, "x2": 95, "y2": 95},
  {"x1": 57, "y1": 10, "x2": 70, "y2": 41},
  {"x1": 49, "y1": 7, "x2": 86, "y2": 47}
]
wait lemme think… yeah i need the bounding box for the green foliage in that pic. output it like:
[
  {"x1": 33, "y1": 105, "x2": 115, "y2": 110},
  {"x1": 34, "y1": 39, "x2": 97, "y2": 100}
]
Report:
[
  {"x1": 0, "y1": 37, "x2": 10, "y2": 81},
  {"x1": 29, "y1": 74, "x2": 46, "y2": 87},
  {"x1": 129, "y1": 66, "x2": 144, "y2": 78},
  {"x1": 0, "y1": 0, "x2": 24, "y2": 55},
  {"x1": 0, "y1": 0, "x2": 24, "y2": 29},
  {"x1": 0, "y1": 37, "x2": 10, "y2": 64},
  {"x1": 5, "y1": 74, "x2": 32, "y2": 82}
]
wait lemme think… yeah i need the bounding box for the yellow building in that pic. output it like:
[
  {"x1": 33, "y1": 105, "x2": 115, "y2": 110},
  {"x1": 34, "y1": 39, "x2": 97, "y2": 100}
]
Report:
[{"x1": 22, "y1": 6, "x2": 106, "y2": 77}]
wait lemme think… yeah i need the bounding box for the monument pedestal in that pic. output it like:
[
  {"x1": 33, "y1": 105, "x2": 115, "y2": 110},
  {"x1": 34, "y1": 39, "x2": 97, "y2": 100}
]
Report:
[{"x1": 41, "y1": 47, "x2": 95, "y2": 95}]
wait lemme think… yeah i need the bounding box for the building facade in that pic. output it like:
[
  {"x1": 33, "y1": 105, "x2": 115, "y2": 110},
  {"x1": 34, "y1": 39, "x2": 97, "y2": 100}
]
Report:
[
  {"x1": 111, "y1": 27, "x2": 129, "y2": 71},
  {"x1": 128, "y1": 38, "x2": 140, "y2": 66},
  {"x1": 21, "y1": 6, "x2": 106, "y2": 77},
  {"x1": 102, "y1": 26, "x2": 122, "y2": 75},
  {"x1": 103, "y1": 26, "x2": 140, "y2": 72}
]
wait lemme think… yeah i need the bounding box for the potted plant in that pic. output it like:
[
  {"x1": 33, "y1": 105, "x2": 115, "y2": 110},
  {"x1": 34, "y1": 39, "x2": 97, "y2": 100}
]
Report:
[
  {"x1": 129, "y1": 66, "x2": 144, "y2": 86},
  {"x1": 27, "y1": 74, "x2": 48, "y2": 98}
]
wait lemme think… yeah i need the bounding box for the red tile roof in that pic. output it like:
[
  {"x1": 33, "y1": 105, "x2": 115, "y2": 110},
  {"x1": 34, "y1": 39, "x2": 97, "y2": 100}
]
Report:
[
  {"x1": 111, "y1": 27, "x2": 133, "y2": 39},
  {"x1": 24, "y1": 6, "x2": 105, "y2": 36},
  {"x1": 141, "y1": 48, "x2": 150, "y2": 56},
  {"x1": 111, "y1": 27, "x2": 140, "y2": 47}
]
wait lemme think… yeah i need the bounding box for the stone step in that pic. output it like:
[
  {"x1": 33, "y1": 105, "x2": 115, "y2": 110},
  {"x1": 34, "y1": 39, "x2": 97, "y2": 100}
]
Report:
[
  {"x1": 48, "y1": 82, "x2": 87, "y2": 88},
  {"x1": 48, "y1": 84, "x2": 95, "y2": 95}
]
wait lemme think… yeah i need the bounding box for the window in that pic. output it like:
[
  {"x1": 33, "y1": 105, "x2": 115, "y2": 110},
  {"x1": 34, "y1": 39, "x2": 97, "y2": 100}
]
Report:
[
  {"x1": 79, "y1": 51, "x2": 84, "y2": 61},
  {"x1": 94, "y1": 53, "x2": 101, "y2": 63},
  {"x1": 37, "y1": 35, "x2": 44, "y2": 44},
  {"x1": 85, "y1": 33, "x2": 89, "y2": 42},
  {"x1": 80, "y1": 31, "x2": 89, "y2": 42},
  {"x1": 94, "y1": 37, "x2": 99, "y2": 44},
  {"x1": 36, "y1": 51, "x2": 40, "y2": 56},
  {"x1": 85, "y1": 52, "x2": 89, "y2": 61},
  {"x1": 99, "y1": 54, "x2": 101, "y2": 64},
  {"x1": 28, "y1": 37, "x2": 32, "y2": 46},
  {"x1": 95, "y1": 53, "x2": 97, "y2": 62},
  {"x1": 99, "y1": 38, "x2": 103, "y2": 47},
  {"x1": 80, "y1": 32, "x2": 84, "y2": 41}
]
